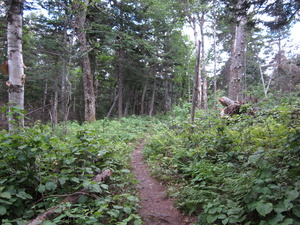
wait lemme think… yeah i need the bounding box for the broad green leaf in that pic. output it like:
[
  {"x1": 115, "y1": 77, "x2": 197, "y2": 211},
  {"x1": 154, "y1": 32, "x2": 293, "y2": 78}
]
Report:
[
  {"x1": 23, "y1": 209, "x2": 35, "y2": 218},
  {"x1": 101, "y1": 184, "x2": 109, "y2": 190},
  {"x1": 268, "y1": 213, "x2": 284, "y2": 225},
  {"x1": 127, "y1": 196, "x2": 138, "y2": 202},
  {"x1": 248, "y1": 154, "x2": 261, "y2": 164},
  {"x1": 53, "y1": 208, "x2": 63, "y2": 213},
  {"x1": 83, "y1": 181, "x2": 90, "y2": 189},
  {"x1": 78, "y1": 195, "x2": 89, "y2": 204},
  {"x1": 18, "y1": 144, "x2": 27, "y2": 149},
  {"x1": 107, "y1": 209, "x2": 119, "y2": 218},
  {"x1": 123, "y1": 206, "x2": 132, "y2": 214},
  {"x1": 283, "y1": 199, "x2": 293, "y2": 210},
  {"x1": 133, "y1": 219, "x2": 142, "y2": 225},
  {"x1": 0, "y1": 199, "x2": 12, "y2": 205},
  {"x1": 71, "y1": 177, "x2": 80, "y2": 183},
  {"x1": 37, "y1": 185, "x2": 46, "y2": 193},
  {"x1": 58, "y1": 177, "x2": 68, "y2": 185},
  {"x1": 247, "y1": 201, "x2": 258, "y2": 212},
  {"x1": 207, "y1": 214, "x2": 218, "y2": 223},
  {"x1": 274, "y1": 201, "x2": 288, "y2": 214},
  {"x1": 113, "y1": 205, "x2": 123, "y2": 209},
  {"x1": 0, "y1": 205, "x2": 7, "y2": 216},
  {"x1": 293, "y1": 205, "x2": 300, "y2": 217},
  {"x1": 17, "y1": 153, "x2": 26, "y2": 161},
  {"x1": 256, "y1": 201, "x2": 273, "y2": 217},
  {"x1": 121, "y1": 169, "x2": 130, "y2": 173},
  {"x1": 45, "y1": 181, "x2": 57, "y2": 191},
  {"x1": 91, "y1": 184, "x2": 102, "y2": 193},
  {"x1": 0, "y1": 192, "x2": 12, "y2": 199},
  {"x1": 16, "y1": 191, "x2": 32, "y2": 200},
  {"x1": 222, "y1": 217, "x2": 229, "y2": 224},
  {"x1": 218, "y1": 214, "x2": 227, "y2": 219},
  {"x1": 286, "y1": 189, "x2": 299, "y2": 201},
  {"x1": 281, "y1": 218, "x2": 293, "y2": 225}
]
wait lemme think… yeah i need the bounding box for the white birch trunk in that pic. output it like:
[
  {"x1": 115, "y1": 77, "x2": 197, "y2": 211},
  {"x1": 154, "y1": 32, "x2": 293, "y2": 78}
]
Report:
[
  {"x1": 213, "y1": 0, "x2": 217, "y2": 109},
  {"x1": 6, "y1": 0, "x2": 25, "y2": 130},
  {"x1": 200, "y1": 13, "x2": 208, "y2": 110}
]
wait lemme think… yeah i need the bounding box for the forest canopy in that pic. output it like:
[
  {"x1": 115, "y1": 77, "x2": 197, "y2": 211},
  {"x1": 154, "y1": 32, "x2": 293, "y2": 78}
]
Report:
[{"x1": 0, "y1": 0, "x2": 299, "y2": 127}]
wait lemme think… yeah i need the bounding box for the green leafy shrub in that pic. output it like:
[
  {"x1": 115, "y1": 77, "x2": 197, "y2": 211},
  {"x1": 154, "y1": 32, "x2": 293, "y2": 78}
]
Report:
[
  {"x1": 143, "y1": 97, "x2": 300, "y2": 224},
  {"x1": 0, "y1": 116, "x2": 155, "y2": 224}
]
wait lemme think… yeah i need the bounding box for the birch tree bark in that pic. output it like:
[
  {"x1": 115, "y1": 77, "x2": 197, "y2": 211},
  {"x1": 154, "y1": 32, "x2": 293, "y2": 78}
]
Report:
[
  {"x1": 61, "y1": 18, "x2": 73, "y2": 124},
  {"x1": 149, "y1": 65, "x2": 157, "y2": 117},
  {"x1": 213, "y1": 0, "x2": 217, "y2": 109},
  {"x1": 228, "y1": 0, "x2": 248, "y2": 101},
  {"x1": 140, "y1": 79, "x2": 148, "y2": 115},
  {"x1": 73, "y1": 0, "x2": 96, "y2": 122},
  {"x1": 199, "y1": 12, "x2": 208, "y2": 109},
  {"x1": 190, "y1": 40, "x2": 201, "y2": 123},
  {"x1": 6, "y1": 0, "x2": 25, "y2": 131},
  {"x1": 117, "y1": 64, "x2": 123, "y2": 121}
]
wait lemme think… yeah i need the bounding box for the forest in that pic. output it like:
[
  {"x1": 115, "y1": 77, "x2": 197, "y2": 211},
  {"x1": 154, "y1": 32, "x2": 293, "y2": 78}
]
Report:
[{"x1": 0, "y1": 0, "x2": 300, "y2": 224}]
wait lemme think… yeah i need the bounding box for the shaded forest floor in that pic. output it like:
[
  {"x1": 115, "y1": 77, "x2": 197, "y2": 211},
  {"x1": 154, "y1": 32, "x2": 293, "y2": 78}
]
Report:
[{"x1": 131, "y1": 136, "x2": 197, "y2": 225}]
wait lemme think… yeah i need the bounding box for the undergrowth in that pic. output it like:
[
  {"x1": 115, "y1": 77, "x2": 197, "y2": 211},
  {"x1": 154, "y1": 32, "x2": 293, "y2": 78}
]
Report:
[
  {"x1": 0, "y1": 115, "x2": 156, "y2": 225},
  {"x1": 143, "y1": 96, "x2": 300, "y2": 225}
]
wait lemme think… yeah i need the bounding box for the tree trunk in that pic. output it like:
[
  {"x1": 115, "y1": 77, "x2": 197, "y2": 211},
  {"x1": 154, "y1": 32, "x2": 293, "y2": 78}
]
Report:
[
  {"x1": 52, "y1": 90, "x2": 58, "y2": 126},
  {"x1": 140, "y1": 80, "x2": 148, "y2": 115},
  {"x1": 164, "y1": 76, "x2": 169, "y2": 113},
  {"x1": 6, "y1": 0, "x2": 25, "y2": 131},
  {"x1": 123, "y1": 89, "x2": 129, "y2": 117},
  {"x1": 258, "y1": 63, "x2": 268, "y2": 98},
  {"x1": 43, "y1": 78, "x2": 48, "y2": 121},
  {"x1": 228, "y1": 0, "x2": 247, "y2": 101},
  {"x1": 107, "y1": 86, "x2": 118, "y2": 118},
  {"x1": 200, "y1": 12, "x2": 208, "y2": 109},
  {"x1": 190, "y1": 40, "x2": 201, "y2": 123},
  {"x1": 218, "y1": 96, "x2": 240, "y2": 116},
  {"x1": 118, "y1": 64, "x2": 123, "y2": 121},
  {"x1": 213, "y1": 0, "x2": 217, "y2": 109},
  {"x1": 61, "y1": 21, "x2": 73, "y2": 123},
  {"x1": 149, "y1": 66, "x2": 157, "y2": 117},
  {"x1": 74, "y1": 0, "x2": 96, "y2": 122},
  {"x1": 190, "y1": 16, "x2": 202, "y2": 110}
]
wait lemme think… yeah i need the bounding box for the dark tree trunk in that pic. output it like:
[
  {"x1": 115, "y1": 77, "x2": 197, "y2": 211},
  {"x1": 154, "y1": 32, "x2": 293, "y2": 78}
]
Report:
[{"x1": 74, "y1": 0, "x2": 96, "y2": 122}]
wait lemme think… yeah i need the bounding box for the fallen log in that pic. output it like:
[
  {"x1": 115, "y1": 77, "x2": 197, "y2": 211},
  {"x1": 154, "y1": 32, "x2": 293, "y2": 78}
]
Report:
[
  {"x1": 27, "y1": 169, "x2": 112, "y2": 225},
  {"x1": 218, "y1": 96, "x2": 236, "y2": 107},
  {"x1": 218, "y1": 96, "x2": 259, "y2": 116},
  {"x1": 218, "y1": 96, "x2": 241, "y2": 116}
]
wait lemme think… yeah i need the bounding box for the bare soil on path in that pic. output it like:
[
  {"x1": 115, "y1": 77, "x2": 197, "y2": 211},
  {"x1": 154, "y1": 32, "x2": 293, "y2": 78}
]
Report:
[{"x1": 131, "y1": 137, "x2": 196, "y2": 225}]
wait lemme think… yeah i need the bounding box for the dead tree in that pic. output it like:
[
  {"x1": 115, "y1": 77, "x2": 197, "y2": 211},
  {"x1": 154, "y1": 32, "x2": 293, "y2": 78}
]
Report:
[{"x1": 218, "y1": 96, "x2": 258, "y2": 116}]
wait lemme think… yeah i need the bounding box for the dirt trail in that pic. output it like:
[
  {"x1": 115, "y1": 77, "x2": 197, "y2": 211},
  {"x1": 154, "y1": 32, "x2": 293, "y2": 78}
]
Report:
[{"x1": 131, "y1": 137, "x2": 196, "y2": 225}]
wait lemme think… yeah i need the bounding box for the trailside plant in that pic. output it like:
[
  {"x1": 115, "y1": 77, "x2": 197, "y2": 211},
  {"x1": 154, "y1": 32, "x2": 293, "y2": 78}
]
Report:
[
  {"x1": 0, "y1": 116, "x2": 156, "y2": 224},
  {"x1": 143, "y1": 95, "x2": 300, "y2": 224}
]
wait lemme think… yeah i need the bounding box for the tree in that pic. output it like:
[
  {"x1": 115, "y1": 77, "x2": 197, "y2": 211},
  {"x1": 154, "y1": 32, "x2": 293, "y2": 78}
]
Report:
[
  {"x1": 228, "y1": 0, "x2": 248, "y2": 101},
  {"x1": 5, "y1": 0, "x2": 26, "y2": 131},
  {"x1": 73, "y1": 0, "x2": 96, "y2": 122}
]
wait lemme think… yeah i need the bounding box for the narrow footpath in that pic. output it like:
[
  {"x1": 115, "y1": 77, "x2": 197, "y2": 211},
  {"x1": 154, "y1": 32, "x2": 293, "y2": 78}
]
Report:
[{"x1": 131, "y1": 137, "x2": 196, "y2": 225}]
